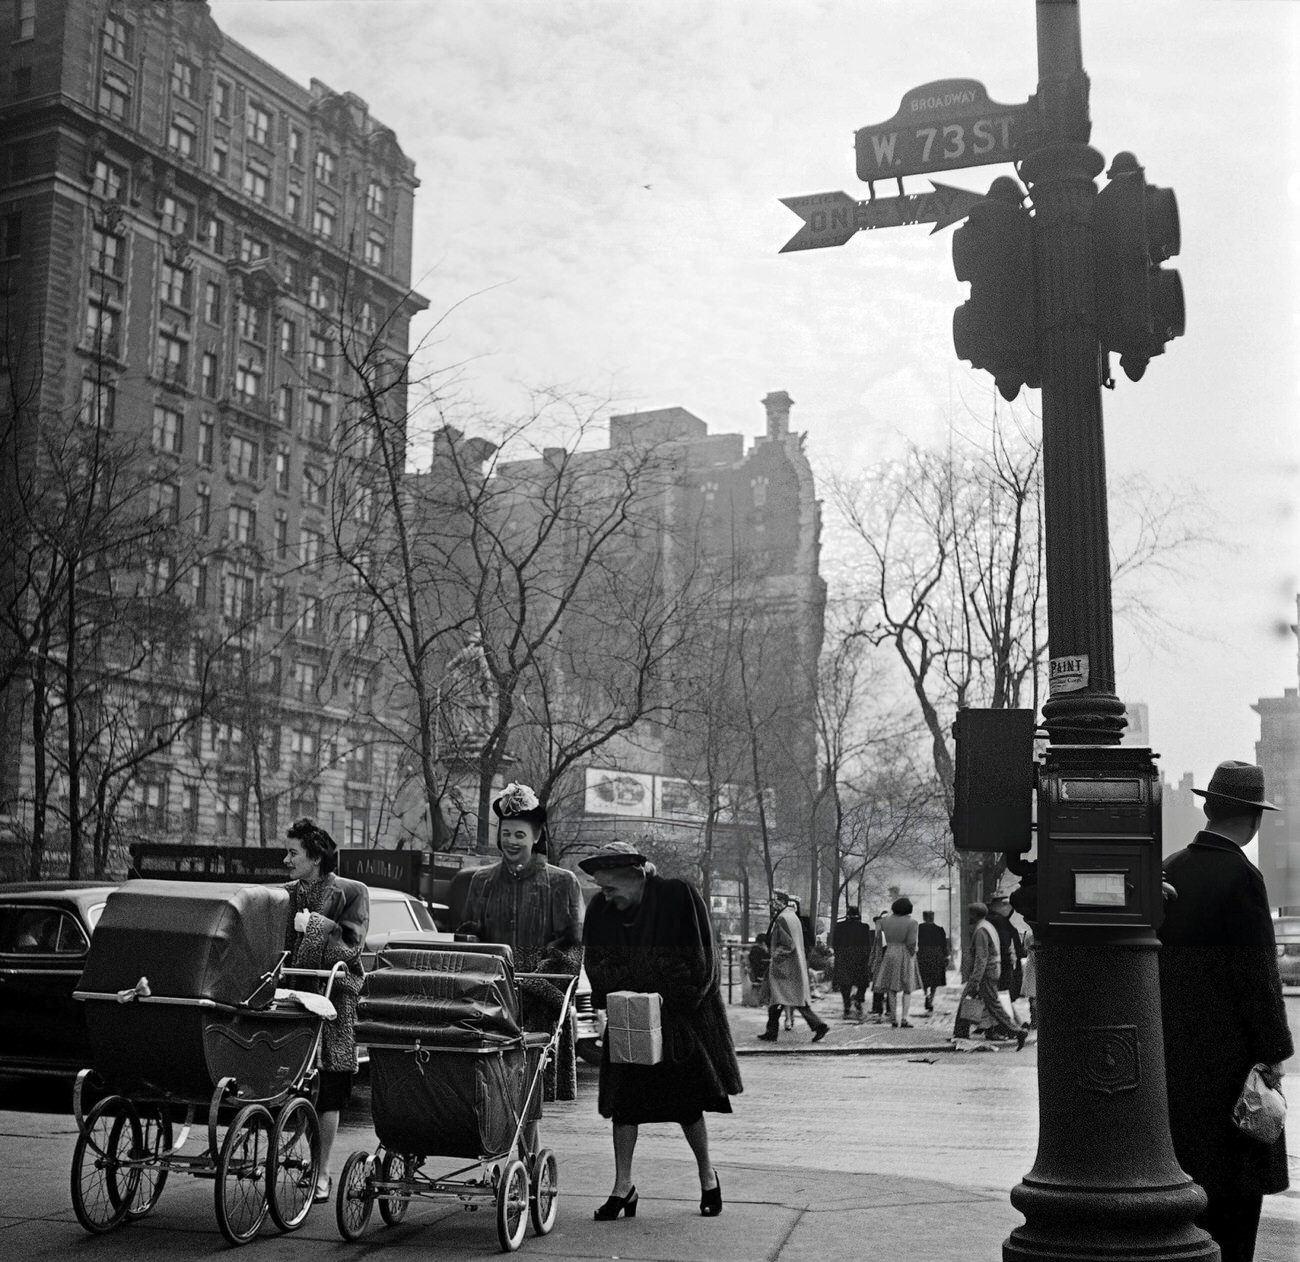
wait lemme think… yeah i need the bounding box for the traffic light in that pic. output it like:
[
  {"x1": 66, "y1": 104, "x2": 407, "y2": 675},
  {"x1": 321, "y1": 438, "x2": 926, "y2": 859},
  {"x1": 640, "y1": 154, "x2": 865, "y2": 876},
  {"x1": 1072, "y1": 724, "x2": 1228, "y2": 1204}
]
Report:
[
  {"x1": 950, "y1": 707, "x2": 1036, "y2": 853},
  {"x1": 951, "y1": 175, "x2": 1039, "y2": 402},
  {"x1": 1094, "y1": 151, "x2": 1184, "y2": 382}
]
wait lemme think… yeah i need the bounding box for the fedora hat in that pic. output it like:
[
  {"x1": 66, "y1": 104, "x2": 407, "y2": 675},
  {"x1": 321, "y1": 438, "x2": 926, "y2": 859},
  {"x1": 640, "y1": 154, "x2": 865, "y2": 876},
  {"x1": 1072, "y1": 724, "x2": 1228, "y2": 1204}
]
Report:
[{"x1": 1192, "y1": 761, "x2": 1279, "y2": 811}]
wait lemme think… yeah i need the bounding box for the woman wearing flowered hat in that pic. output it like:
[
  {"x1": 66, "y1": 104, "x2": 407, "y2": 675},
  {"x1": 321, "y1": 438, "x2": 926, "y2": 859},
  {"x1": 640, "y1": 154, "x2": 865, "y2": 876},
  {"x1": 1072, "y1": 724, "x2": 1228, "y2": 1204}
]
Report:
[{"x1": 458, "y1": 782, "x2": 585, "y2": 1102}]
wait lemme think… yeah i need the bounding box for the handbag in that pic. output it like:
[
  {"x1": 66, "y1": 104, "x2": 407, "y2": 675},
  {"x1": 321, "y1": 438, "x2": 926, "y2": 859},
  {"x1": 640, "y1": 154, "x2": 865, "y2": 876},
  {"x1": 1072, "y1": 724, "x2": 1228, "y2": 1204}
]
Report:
[
  {"x1": 1232, "y1": 1064, "x2": 1287, "y2": 1145},
  {"x1": 958, "y1": 993, "x2": 984, "y2": 1022}
]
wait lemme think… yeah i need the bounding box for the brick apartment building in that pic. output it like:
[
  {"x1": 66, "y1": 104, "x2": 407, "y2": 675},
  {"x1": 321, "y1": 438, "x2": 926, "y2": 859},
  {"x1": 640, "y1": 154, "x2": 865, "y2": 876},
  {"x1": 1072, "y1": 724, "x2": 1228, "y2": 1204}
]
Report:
[{"x1": 0, "y1": 0, "x2": 427, "y2": 871}]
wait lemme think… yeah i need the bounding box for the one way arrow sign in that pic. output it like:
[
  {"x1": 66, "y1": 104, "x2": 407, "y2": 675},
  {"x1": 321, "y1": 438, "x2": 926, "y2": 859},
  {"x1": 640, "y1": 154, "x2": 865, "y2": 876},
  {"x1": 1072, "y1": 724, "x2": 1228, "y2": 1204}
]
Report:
[{"x1": 778, "y1": 182, "x2": 983, "y2": 253}]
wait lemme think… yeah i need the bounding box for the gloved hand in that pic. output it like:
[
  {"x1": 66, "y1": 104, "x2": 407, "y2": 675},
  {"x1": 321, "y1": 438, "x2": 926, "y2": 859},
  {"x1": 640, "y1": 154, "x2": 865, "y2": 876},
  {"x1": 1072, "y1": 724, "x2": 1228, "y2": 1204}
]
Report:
[{"x1": 294, "y1": 911, "x2": 310, "y2": 933}]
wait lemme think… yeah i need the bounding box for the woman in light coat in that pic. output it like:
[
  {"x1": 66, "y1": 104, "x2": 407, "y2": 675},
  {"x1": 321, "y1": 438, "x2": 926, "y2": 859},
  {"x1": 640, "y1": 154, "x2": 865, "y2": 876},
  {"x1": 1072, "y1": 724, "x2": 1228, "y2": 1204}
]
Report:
[{"x1": 873, "y1": 896, "x2": 923, "y2": 1028}]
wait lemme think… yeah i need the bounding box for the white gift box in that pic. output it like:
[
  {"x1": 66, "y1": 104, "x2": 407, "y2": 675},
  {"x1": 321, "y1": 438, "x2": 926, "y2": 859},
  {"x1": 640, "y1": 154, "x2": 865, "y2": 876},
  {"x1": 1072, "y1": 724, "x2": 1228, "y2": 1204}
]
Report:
[{"x1": 605, "y1": 990, "x2": 664, "y2": 1065}]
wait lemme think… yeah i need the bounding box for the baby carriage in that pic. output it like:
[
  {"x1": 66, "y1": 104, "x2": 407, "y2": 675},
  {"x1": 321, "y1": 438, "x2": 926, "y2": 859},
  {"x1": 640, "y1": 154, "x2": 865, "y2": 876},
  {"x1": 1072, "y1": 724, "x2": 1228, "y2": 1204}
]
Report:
[
  {"x1": 339, "y1": 940, "x2": 578, "y2": 1252},
  {"x1": 70, "y1": 880, "x2": 343, "y2": 1245}
]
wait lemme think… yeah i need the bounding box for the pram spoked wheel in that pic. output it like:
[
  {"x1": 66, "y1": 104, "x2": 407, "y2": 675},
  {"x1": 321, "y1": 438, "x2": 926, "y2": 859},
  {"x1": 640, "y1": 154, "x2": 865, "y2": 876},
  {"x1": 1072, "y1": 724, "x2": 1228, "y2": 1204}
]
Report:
[
  {"x1": 528, "y1": 1148, "x2": 558, "y2": 1236},
  {"x1": 268, "y1": 1095, "x2": 320, "y2": 1232},
  {"x1": 496, "y1": 1158, "x2": 529, "y2": 1252},
  {"x1": 121, "y1": 1101, "x2": 172, "y2": 1219},
  {"x1": 70, "y1": 1095, "x2": 141, "y2": 1233},
  {"x1": 336, "y1": 1150, "x2": 375, "y2": 1240},
  {"x1": 215, "y1": 1103, "x2": 273, "y2": 1245},
  {"x1": 378, "y1": 1149, "x2": 412, "y2": 1226}
]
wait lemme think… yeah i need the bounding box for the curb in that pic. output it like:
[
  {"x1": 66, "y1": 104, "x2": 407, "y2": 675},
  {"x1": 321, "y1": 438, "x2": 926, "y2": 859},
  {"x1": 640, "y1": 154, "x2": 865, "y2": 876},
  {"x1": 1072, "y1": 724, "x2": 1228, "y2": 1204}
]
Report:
[{"x1": 734, "y1": 1042, "x2": 958, "y2": 1057}]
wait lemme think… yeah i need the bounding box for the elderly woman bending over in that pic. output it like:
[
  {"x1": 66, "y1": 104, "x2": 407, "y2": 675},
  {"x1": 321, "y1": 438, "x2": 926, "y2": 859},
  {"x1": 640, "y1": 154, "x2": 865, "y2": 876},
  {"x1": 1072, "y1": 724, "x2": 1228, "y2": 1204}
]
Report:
[{"x1": 579, "y1": 841, "x2": 741, "y2": 1221}]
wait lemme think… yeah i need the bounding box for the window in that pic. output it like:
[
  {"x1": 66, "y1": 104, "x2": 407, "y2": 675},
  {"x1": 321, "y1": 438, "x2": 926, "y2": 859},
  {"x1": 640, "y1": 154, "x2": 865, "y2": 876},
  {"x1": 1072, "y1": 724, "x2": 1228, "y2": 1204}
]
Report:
[
  {"x1": 204, "y1": 215, "x2": 225, "y2": 253},
  {"x1": 752, "y1": 475, "x2": 769, "y2": 508},
  {"x1": 246, "y1": 103, "x2": 270, "y2": 145},
  {"x1": 364, "y1": 232, "x2": 385, "y2": 268},
  {"x1": 167, "y1": 115, "x2": 196, "y2": 159},
  {"x1": 286, "y1": 187, "x2": 301, "y2": 222},
  {"x1": 11, "y1": 66, "x2": 31, "y2": 99},
  {"x1": 307, "y1": 273, "x2": 331, "y2": 311},
  {"x1": 160, "y1": 195, "x2": 192, "y2": 236},
  {"x1": 91, "y1": 158, "x2": 125, "y2": 201},
  {"x1": 210, "y1": 142, "x2": 227, "y2": 179},
  {"x1": 101, "y1": 14, "x2": 131, "y2": 58},
  {"x1": 353, "y1": 485, "x2": 373, "y2": 524},
  {"x1": 312, "y1": 201, "x2": 335, "y2": 240},
  {"x1": 227, "y1": 503, "x2": 255, "y2": 545},
  {"x1": 171, "y1": 60, "x2": 195, "y2": 100},
  {"x1": 136, "y1": 780, "x2": 168, "y2": 830},
  {"x1": 147, "y1": 553, "x2": 174, "y2": 594},
  {"x1": 156, "y1": 331, "x2": 187, "y2": 385},
  {"x1": 303, "y1": 463, "x2": 327, "y2": 507},
  {"x1": 346, "y1": 796, "x2": 370, "y2": 846},
  {"x1": 305, "y1": 396, "x2": 331, "y2": 442},
  {"x1": 152, "y1": 405, "x2": 183, "y2": 454},
  {"x1": 350, "y1": 672, "x2": 372, "y2": 706},
  {"x1": 181, "y1": 784, "x2": 200, "y2": 832},
  {"x1": 214, "y1": 78, "x2": 232, "y2": 119},
  {"x1": 85, "y1": 299, "x2": 118, "y2": 353},
  {"x1": 274, "y1": 384, "x2": 294, "y2": 426},
  {"x1": 198, "y1": 417, "x2": 214, "y2": 466},
  {"x1": 274, "y1": 511, "x2": 289, "y2": 559},
  {"x1": 357, "y1": 300, "x2": 378, "y2": 336},
  {"x1": 160, "y1": 261, "x2": 190, "y2": 307},
  {"x1": 366, "y1": 181, "x2": 387, "y2": 216},
  {"x1": 203, "y1": 280, "x2": 222, "y2": 323},
  {"x1": 239, "y1": 233, "x2": 268, "y2": 263},
  {"x1": 0, "y1": 210, "x2": 19, "y2": 258},
  {"x1": 275, "y1": 445, "x2": 291, "y2": 493},
  {"x1": 228, "y1": 433, "x2": 258, "y2": 480},
  {"x1": 191, "y1": 560, "x2": 208, "y2": 608},
  {"x1": 314, "y1": 148, "x2": 336, "y2": 185},
  {"x1": 348, "y1": 608, "x2": 372, "y2": 644},
  {"x1": 297, "y1": 596, "x2": 322, "y2": 638},
  {"x1": 242, "y1": 160, "x2": 269, "y2": 204},
  {"x1": 222, "y1": 566, "x2": 255, "y2": 620},
  {"x1": 195, "y1": 483, "x2": 211, "y2": 535},
  {"x1": 271, "y1": 582, "x2": 287, "y2": 627},
  {"x1": 200, "y1": 350, "x2": 218, "y2": 396},
  {"x1": 81, "y1": 377, "x2": 115, "y2": 429},
  {"x1": 90, "y1": 226, "x2": 122, "y2": 277},
  {"x1": 235, "y1": 355, "x2": 263, "y2": 402},
  {"x1": 237, "y1": 301, "x2": 265, "y2": 343},
  {"x1": 153, "y1": 481, "x2": 181, "y2": 525},
  {"x1": 214, "y1": 786, "x2": 243, "y2": 839},
  {"x1": 300, "y1": 526, "x2": 323, "y2": 570},
  {"x1": 99, "y1": 71, "x2": 131, "y2": 121},
  {"x1": 16, "y1": 0, "x2": 34, "y2": 41},
  {"x1": 308, "y1": 333, "x2": 329, "y2": 372},
  {"x1": 290, "y1": 727, "x2": 317, "y2": 765},
  {"x1": 289, "y1": 787, "x2": 318, "y2": 820},
  {"x1": 292, "y1": 660, "x2": 320, "y2": 700},
  {"x1": 288, "y1": 126, "x2": 303, "y2": 167},
  {"x1": 279, "y1": 317, "x2": 296, "y2": 356}
]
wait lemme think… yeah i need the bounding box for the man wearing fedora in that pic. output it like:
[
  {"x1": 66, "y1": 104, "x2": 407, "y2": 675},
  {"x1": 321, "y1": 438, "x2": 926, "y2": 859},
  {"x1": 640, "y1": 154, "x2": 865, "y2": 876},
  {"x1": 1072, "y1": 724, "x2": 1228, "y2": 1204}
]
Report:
[{"x1": 1158, "y1": 760, "x2": 1293, "y2": 1262}]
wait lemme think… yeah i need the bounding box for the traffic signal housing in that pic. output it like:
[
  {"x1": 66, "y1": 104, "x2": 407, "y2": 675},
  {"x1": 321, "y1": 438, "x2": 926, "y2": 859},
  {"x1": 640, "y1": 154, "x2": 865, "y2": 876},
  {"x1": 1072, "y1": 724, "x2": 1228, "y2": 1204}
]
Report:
[
  {"x1": 1094, "y1": 152, "x2": 1184, "y2": 382},
  {"x1": 951, "y1": 176, "x2": 1039, "y2": 402},
  {"x1": 950, "y1": 707, "x2": 1036, "y2": 853}
]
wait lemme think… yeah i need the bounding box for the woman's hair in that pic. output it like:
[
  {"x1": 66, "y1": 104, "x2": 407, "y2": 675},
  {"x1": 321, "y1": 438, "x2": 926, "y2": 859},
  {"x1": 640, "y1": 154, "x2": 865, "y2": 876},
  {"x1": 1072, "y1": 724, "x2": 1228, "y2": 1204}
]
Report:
[
  {"x1": 891, "y1": 896, "x2": 913, "y2": 916},
  {"x1": 287, "y1": 817, "x2": 338, "y2": 874}
]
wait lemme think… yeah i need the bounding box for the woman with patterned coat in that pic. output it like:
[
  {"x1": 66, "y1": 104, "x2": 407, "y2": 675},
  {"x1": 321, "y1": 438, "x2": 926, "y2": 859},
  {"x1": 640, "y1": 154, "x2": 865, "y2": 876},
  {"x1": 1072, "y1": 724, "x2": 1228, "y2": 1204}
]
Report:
[
  {"x1": 282, "y1": 817, "x2": 369, "y2": 1202},
  {"x1": 580, "y1": 841, "x2": 741, "y2": 1221}
]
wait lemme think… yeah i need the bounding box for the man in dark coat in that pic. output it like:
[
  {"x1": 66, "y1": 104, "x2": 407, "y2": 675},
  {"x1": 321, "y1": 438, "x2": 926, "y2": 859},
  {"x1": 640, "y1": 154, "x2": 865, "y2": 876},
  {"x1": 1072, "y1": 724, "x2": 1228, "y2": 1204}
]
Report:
[
  {"x1": 1158, "y1": 760, "x2": 1293, "y2": 1262},
  {"x1": 986, "y1": 894, "x2": 1025, "y2": 1018},
  {"x1": 830, "y1": 906, "x2": 873, "y2": 1019},
  {"x1": 917, "y1": 910, "x2": 949, "y2": 1012}
]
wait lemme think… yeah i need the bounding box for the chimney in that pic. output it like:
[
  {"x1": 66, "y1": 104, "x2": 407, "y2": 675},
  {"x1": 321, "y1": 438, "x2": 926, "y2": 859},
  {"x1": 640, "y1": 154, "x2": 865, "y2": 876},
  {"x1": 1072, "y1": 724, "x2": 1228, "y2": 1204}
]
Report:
[{"x1": 762, "y1": 391, "x2": 792, "y2": 442}]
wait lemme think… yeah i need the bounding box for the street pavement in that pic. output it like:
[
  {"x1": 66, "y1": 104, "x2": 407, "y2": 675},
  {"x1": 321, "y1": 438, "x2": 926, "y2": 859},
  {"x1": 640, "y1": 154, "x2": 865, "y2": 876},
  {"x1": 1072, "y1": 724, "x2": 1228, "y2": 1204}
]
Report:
[{"x1": 0, "y1": 984, "x2": 1296, "y2": 1260}]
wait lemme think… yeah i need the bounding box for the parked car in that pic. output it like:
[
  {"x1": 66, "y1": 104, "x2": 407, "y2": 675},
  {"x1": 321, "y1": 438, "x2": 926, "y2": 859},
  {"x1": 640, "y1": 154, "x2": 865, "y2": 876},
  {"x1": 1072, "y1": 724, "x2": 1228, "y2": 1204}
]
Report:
[
  {"x1": 0, "y1": 882, "x2": 117, "y2": 1077},
  {"x1": 361, "y1": 886, "x2": 452, "y2": 970},
  {"x1": 1275, "y1": 915, "x2": 1300, "y2": 987}
]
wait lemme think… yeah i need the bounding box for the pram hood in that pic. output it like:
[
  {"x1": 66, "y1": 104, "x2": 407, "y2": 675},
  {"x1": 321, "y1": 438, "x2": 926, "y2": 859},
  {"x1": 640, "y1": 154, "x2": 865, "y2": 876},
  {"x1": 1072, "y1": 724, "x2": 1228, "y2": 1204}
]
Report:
[{"x1": 79, "y1": 880, "x2": 291, "y2": 1007}]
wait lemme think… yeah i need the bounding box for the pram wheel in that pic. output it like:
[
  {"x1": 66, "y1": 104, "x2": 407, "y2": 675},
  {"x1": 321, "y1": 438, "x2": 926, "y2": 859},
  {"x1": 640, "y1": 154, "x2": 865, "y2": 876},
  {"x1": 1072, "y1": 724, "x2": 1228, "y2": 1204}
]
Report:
[
  {"x1": 528, "y1": 1148, "x2": 558, "y2": 1236},
  {"x1": 378, "y1": 1149, "x2": 412, "y2": 1226},
  {"x1": 496, "y1": 1158, "x2": 529, "y2": 1252},
  {"x1": 336, "y1": 1150, "x2": 375, "y2": 1240},
  {"x1": 215, "y1": 1103, "x2": 273, "y2": 1245},
  {"x1": 268, "y1": 1096, "x2": 320, "y2": 1232},
  {"x1": 71, "y1": 1095, "x2": 140, "y2": 1234},
  {"x1": 121, "y1": 1102, "x2": 172, "y2": 1219}
]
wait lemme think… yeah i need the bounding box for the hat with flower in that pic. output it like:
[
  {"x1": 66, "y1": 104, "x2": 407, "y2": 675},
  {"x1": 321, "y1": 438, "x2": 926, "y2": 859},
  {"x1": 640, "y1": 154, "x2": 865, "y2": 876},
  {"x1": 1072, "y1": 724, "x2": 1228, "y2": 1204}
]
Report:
[{"x1": 492, "y1": 782, "x2": 548, "y2": 853}]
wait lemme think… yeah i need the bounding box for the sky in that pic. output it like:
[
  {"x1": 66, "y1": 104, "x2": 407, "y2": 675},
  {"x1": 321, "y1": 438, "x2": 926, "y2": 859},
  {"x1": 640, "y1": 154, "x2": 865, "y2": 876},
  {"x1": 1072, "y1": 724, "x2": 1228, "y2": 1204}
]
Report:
[{"x1": 215, "y1": 0, "x2": 1300, "y2": 791}]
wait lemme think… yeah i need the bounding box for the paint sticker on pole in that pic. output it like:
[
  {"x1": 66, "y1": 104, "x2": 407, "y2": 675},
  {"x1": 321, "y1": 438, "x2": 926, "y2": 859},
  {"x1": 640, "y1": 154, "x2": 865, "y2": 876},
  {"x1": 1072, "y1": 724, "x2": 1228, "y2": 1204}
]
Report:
[{"x1": 1049, "y1": 655, "x2": 1090, "y2": 695}]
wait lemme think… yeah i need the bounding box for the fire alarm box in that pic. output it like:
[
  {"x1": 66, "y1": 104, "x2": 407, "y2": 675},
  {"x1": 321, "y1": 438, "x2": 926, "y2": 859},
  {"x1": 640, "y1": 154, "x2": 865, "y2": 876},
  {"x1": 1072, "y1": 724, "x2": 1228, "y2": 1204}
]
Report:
[
  {"x1": 951, "y1": 708, "x2": 1036, "y2": 853},
  {"x1": 1037, "y1": 745, "x2": 1162, "y2": 930}
]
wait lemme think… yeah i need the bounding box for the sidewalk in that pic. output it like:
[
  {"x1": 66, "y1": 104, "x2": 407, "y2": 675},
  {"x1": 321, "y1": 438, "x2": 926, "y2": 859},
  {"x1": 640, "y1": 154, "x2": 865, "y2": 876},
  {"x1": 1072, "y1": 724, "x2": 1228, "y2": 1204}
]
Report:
[{"x1": 728, "y1": 983, "x2": 1036, "y2": 1056}]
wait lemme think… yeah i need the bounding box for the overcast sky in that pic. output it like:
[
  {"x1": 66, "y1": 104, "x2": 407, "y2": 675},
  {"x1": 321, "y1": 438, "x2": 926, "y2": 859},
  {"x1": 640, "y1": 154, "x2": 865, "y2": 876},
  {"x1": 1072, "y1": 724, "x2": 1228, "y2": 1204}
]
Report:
[{"x1": 217, "y1": 0, "x2": 1300, "y2": 792}]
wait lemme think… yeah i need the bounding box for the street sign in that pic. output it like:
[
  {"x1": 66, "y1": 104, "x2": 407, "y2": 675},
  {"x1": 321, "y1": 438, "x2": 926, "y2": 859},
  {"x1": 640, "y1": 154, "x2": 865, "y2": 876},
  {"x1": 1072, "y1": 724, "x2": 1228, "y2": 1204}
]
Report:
[
  {"x1": 778, "y1": 182, "x2": 983, "y2": 253},
  {"x1": 855, "y1": 79, "x2": 1033, "y2": 183}
]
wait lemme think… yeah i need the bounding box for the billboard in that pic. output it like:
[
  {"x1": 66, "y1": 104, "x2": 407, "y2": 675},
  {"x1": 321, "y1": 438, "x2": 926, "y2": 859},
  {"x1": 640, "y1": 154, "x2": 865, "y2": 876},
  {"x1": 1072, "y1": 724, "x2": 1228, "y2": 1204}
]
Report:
[
  {"x1": 585, "y1": 768, "x2": 775, "y2": 825},
  {"x1": 584, "y1": 768, "x2": 655, "y2": 817}
]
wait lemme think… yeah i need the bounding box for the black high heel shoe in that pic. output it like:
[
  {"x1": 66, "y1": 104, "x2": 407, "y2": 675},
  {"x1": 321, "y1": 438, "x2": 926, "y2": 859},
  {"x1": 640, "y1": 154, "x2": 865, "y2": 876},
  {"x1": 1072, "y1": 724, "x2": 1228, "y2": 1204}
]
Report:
[
  {"x1": 594, "y1": 1187, "x2": 638, "y2": 1220},
  {"x1": 700, "y1": 1170, "x2": 722, "y2": 1217}
]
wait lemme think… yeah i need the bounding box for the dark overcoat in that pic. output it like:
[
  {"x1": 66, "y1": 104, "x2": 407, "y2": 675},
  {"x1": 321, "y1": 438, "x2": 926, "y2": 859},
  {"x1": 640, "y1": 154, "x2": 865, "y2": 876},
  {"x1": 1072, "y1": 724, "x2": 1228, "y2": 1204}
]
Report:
[
  {"x1": 583, "y1": 875, "x2": 742, "y2": 1124},
  {"x1": 917, "y1": 920, "x2": 949, "y2": 989},
  {"x1": 830, "y1": 916, "x2": 873, "y2": 988},
  {"x1": 1159, "y1": 832, "x2": 1294, "y2": 1200}
]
